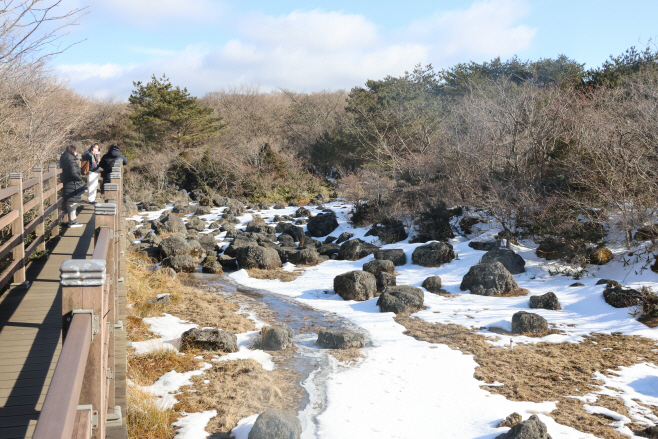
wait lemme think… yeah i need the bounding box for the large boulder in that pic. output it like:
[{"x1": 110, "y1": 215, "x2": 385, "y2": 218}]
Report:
[
  {"x1": 246, "y1": 221, "x2": 275, "y2": 236},
  {"x1": 180, "y1": 328, "x2": 237, "y2": 352},
  {"x1": 316, "y1": 330, "x2": 365, "y2": 349},
  {"x1": 141, "y1": 231, "x2": 162, "y2": 246},
  {"x1": 236, "y1": 246, "x2": 282, "y2": 270},
  {"x1": 224, "y1": 198, "x2": 245, "y2": 216},
  {"x1": 290, "y1": 248, "x2": 320, "y2": 266},
  {"x1": 295, "y1": 207, "x2": 311, "y2": 218},
  {"x1": 185, "y1": 217, "x2": 206, "y2": 232},
  {"x1": 197, "y1": 234, "x2": 217, "y2": 252},
  {"x1": 495, "y1": 414, "x2": 552, "y2": 439},
  {"x1": 362, "y1": 259, "x2": 395, "y2": 276},
  {"x1": 218, "y1": 255, "x2": 238, "y2": 271},
  {"x1": 338, "y1": 239, "x2": 379, "y2": 261},
  {"x1": 377, "y1": 286, "x2": 424, "y2": 314},
  {"x1": 335, "y1": 232, "x2": 353, "y2": 244},
  {"x1": 603, "y1": 286, "x2": 645, "y2": 308},
  {"x1": 260, "y1": 326, "x2": 294, "y2": 350},
  {"x1": 529, "y1": 292, "x2": 561, "y2": 310},
  {"x1": 307, "y1": 212, "x2": 338, "y2": 237},
  {"x1": 376, "y1": 272, "x2": 396, "y2": 293},
  {"x1": 223, "y1": 237, "x2": 258, "y2": 257},
  {"x1": 187, "y1": 239, "x2": 204, "y2": 259},
  {"x1": 511, "y1": 311, "x2": 548, "y2": 334},
  {"x1": 481, "y1": 248, "x2": 526, "y2": 274},
  {"x1": 172, "y1": 201, "x2": 192, "y2": 214},
  {"x1": 333, "y1": 271, "x2": 376, "y2": 301},
  {"x1": 317, "y1": 243, "x2": 341, "y2": 257},
  {"x1": 275, "y1": 222, "x2": 305, "y2": 244},
  {"x1": 469, "y1": 240, "x2": 501, "y2": 251},
  {"x1": 159, "y1": 235, "x2": 191, "y2": 259},
  {"x1": 162, "y1": 255, "x2": 196, "y2": 273},
  {"x1": 248, "y1": 409, "x2": 301, "y2": 439},
  {"x1": 373, "y1": 249, "x2": 407, "y2": 266},
  {"x1": 277, "y1": 234, "x2": 296, "y2": 247},
  {"x1": 365, "y1": 220, "x2": 408, "y2": 244},
  {"x1": 422, "y1": 276, "x2": 444, "y2": 294},
  {"x1": 411, "y1": 242, "x2": 455, "y2": 267},
  {"x1": 195, "y1": 205, "x2": 212, "y2": 216},
  {"x1": 202, "y1": 260, "x2": 223, "y2": 274},
  {"x1": 460, "y1": 262, "x2": 525, "y2": 296},
  {"x1": 153, "y1": 212, "x2": 186, "y2": 235}
]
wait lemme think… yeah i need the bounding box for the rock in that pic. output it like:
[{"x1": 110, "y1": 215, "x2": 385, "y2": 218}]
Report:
[
  {"x1": 159, "y1": 235, "x2": 191, "y2": 259},
  {"x1": 481, "y1": 248, "x2": 526, "y2": 274},
  {"x1": 224, "y1": 198, "x2": 245, "y2": 216},
  {"x1": 316, "y1": 330, "x2": 365, "y2": 349},
  {"x1": 529, "y1": 292, "x2": 561, "y2": 310},
  {"x1": 596, "y1": 279, "x2": 621, "y2": 287},
  {"x1": 195, "y1": 205, "x2": 212, "y2": 215},
  {"x1": 248, "y1": 408, "x2": 301, "y2": 439},
  {"x1": 172, "y1": 201, "x2": 191, "y2": 214},
  {"x1": 460, "y1": 217, "x2": 483, "y2": 235},
  {"x1": 153, "y1": 212, "x2": 186, "y2": 235},
  {"x1": 146, "y1": 293, "x2": 171, "y2": 306},
  {"x1": 260, "y1": 326, "x2": 294, "y2": 350},
  {"x1": 185, "y1": 217, "x2": 206, "y2": 232},
  {"x1": 512, "y1": 311, "x2": 548, "y2": 334},
  {"x1": 295, "y1": 219, "x2": 306, "y2": 225},
  {"x1": 536, "y1": 237, "x2": 587, "y2": 262},
  {"x1": 160, "y1": 267, "x2": 177, "y2": 279},
  {"x1": 220, "y1": 223, "x2": 236, "y2": 233},
  {"x1": 317, "y1": 243, "x2": 340, "y2": 257},
  {"x1": 291, "y1": 248, "x2": 320, "y2": 266},
  {"x1": 236, "y1": 245, "x2": 282, "y2": 270},
  {"x1": 187, "y1": 239, "x2": 204, "y2": 259},
  {"x1": 288, "y1": 201, "x2": 299, "y2": 207},
  {"x1": 133, "y1": 227, "x2": 148, "y2": 239},
  {"x1": 130, "y1": 243, "x2": 159, "y2": 260},
  {"x1": 278, "y1": 234, "x2": 296, "y2": 247},
  {"x1": 224, "y1": 236, "x2": 258, "y2": 257},
  {"x1": 338, "y1": 239, "x2": 379, "y2": 261},
  {"x1": 365, "y1": 220, "x2": 408, "y2": 243},
  {"x1": 208, "y1": 221, "x2": 222, "y2": 230},
  {"x1": 411, "y1": 242, "x2": 455, "y2": 267},
  {"x1": 497, "y1": 412, "x2": 522, "y2": 428},
  {"x1": 460, "y1": 262, "x2": 525, "y2": 296},
  {"x1": 469, "y1": 240, "x2": 501, "y2": 251},
  {"x1": 376, "y1": 272, "x2": 396, "y2": 293},
  {"x1": 307, "y1": 212, "x2": 339, "y2": 237},
  {"x1": 333, "y1": 271, "x2": 377, "y2": 301},
  {"x1": 495, "y1": 414, "x2": 552, "y2": 439},
  {"x1": 589, "y1": 247, "x2": 613, "y2": 265},
  {"x1": 635, "y1": 224, "x2": 658, "y2": 241},
  {"x1": 324, "y1": 236, "x2": 337, "y2": 244},
  {"x1": 275, "y1": 223, "x2": 305, "y2": 244},
  {"x1": 218, "y1": 255, "x2": 238, "y2": 271},
  {"x1": 336, "y1": 232, "x2": 353, "y2": 244},
  {"x1": 202, "y1": 261, "x2": 223, "y2": 274},
  {"x1": 570, "y1": 282, "x2": 585, "y2": 287},
  {"x1": 377, "y1": 286, "x2": 424, "y2": 314},
  {"x1": 180, "y1": 328, "x2": 237, "y2": 352},
  {"x1": 295, "y1": 207, "x2": 311, "y2": 218},
  {"x1": 373, "y1": 249, "x2": 407, "y2": 266},
  {"x1": 603, "y1": 286, "x2": 645, "y2": 308},
  {"x1": 362, "y1": 259, "x2": 395, "y2": 276},
  {"x1": 162, "y1": 255, "x2": 196, "y2": 273},
  {"x1": 189, "y1": 189, "x2": 204, "y2": 201},
  {"x1": 142, "y1": 231, "x2": 162, "y2": 246},
  {"x1": 422, "y1": 276, "x2": 443, "y2": 294},
  {"x1": 197, "y1": 235, "x2": 217, "y2": 252},
  {"x1": 273, "y1": 204, "x2": 285, "y2": 209},
  {"x1": 246, "y1": 221, "x2": 275, "y2": 236}
]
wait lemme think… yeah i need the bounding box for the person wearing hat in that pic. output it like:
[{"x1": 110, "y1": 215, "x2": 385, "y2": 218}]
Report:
[{"x1": 59, "y1": 145, "x2": 84, "y2": 227}]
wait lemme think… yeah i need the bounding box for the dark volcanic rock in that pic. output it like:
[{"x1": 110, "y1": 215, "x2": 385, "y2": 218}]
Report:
[
  {"x1": 162, "y1": 255, "x2": 196, "y2": 273},
  {"x1": 202, "y1": 261, "x2": 223, "y2": 274},
  {"x1": 248, "y1": 409, "x2": 301, "y2": 439},
  {"x1": 481, "y1": 248, "x2": 525, "y2": 274},
  {"x1": 153, "y1": 212, "x2": 186, "y2": 235},
  {"x1": 185, "y1": 217, "x2": 206, "y2": 232},
  {"x1": 512, "y1": 311, "x2": 548, "y2": 334},
  {"x1": 529, "y1": 292, "x2": 561, "y2": 310},
  {"x1": 365, "y1": 220, "x2": 408, "y2": 243},
  {"x1": 316, "y1": 329, "x2": 365, "y2": 349},
  {"x1": 295, "y1": 207, "x2": 311, "y2": 218},
  {"x1": 317, "y1": 243, "x2": 341, "y2": 257},
  {"x1": 260, "y1": 325, "x2": 295, "y2": 350},
  {"x1": 236, "y1": 246, "x2": 282, "y2": 270},
  {"x1": 460, "y1": 262, "x2": 525, "y2": 296},
  {"x1": 596, "y1": 279, "x2": 621, "y2": 288},
  {"x1": 277, "y1": 234, "x2": 296, "y2": 247},
  {"x1": 373, "y1": 249, "x2": 407, "y2": 266},
  {"x1": 422, "y1": 276, "x2": 444, "y2": 294},
  {"x1": 333, "y1": 271, "x2": 376, "y2": 301},
  {"x1": 377, "y1": 286, "x2": 424, "y2": 314},
  {"x1": 495, "y1": 414, "x2": 552, "y2": 439},
  {"x1": 218, "y1": 255, "x2": 238, "y2": 271},
  {"x1": 362, "y1": 259, "x2": 395, "y2": 276},
  {"x1": 603, "y1": 286, "x2": 645, "y2": 308},
  {"x1": 570, "y1": 282, "x2": 585, "y2": 287},
  {"x1": 338, "y1": 239, "x2": 379, "y2": 261},
  {"x1": 469, "y1": 240, "x2": 500, "y2": 251},
  {"x1": 335, "y1": 232, "x2": 353, "y2": 244},
  {"x1": 181, "y1": 328, "x2": 237, "y2": 352},
  {"x1": 376, "y1": 272, "x2": 396, "y2": 292},
  {"x1": 411, "y1": 242, "x2": 455, "y2": 267},
  {"x1": 275, "y1": 223, "x2": 305, "y2": 244},
  {"x1": 159, "y1": 235, "x2": 191, "y2": 258},
  {"x1": 307, "y1": 212, "x2": 339, "y2": 237}
]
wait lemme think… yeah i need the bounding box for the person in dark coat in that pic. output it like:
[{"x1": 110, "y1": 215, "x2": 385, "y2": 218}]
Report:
[
  {"x1": 59, "y1": 145, "x2": 85, "y2": 227},
  {"x1": 99, "y1": 143, "x2": 128, "y2": 194}
]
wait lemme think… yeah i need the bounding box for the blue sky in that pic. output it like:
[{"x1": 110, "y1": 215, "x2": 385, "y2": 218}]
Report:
[{"x1": 53, "y1": 0, "x2": 658, "y2": 99}]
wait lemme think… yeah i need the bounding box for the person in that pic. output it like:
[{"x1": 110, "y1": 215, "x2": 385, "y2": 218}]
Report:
[
  {"x1": 99, "y1": 143, "x2": 128, "y2": 195},
  {"x1": 81, "y1": 143, "x2": 101, "y2": 204},
  {"x1": 59, "y1": 145, "x2": 84, "y2": 228}
]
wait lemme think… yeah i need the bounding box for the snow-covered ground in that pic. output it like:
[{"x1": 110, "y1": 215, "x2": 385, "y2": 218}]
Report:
[{"x1": 129, "y1": 200, "x2": 658, "y2": 438}]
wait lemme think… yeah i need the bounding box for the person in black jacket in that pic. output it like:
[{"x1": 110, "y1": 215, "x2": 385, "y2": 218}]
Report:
[
  {"x1": 59, "y1": 145, "x2": 85, "y2": 227},
  {"x1": 99, "y1": 143, "x2": 128, "y2": 195}
]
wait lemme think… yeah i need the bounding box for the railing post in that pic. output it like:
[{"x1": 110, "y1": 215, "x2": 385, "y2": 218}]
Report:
[
  {"x1": 33, "y1": 166, "x2": 46, "y2": 252},
  {"x1": 48, "y1": 163, "x2": 60, "y2": 236},
  {"x1": 9, "y1": 173, "x2": 26, "y2": 285},
  {"x1": 60, "y1": 259, "x2": 108, "y2": 439},
  {"x1": 110, "y1": 167, "x2": 122, "y2": 220}
]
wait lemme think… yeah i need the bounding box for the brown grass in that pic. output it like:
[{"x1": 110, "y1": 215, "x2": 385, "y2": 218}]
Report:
[
  {"x1": 128, "y1": 347, "x2": 204, "y2": 386},
  {"x1": 246, "y1": 268, "x2": 302, "y2": 282},
  {"x1": 126, "y1": 315, "x2": 156, "y2": 342},
  {"x1": 396, "y1": 316, "x2": 658, "y2": 438},
  {"x1": 327, "y1": 347, "x2": 363, "y2": 365},
  {"x1": 175, "y1": 359, "x2": 305, "y2": 437},
  {"x1": 126, "y1": 385, "x2": 178, "y2": 439}
]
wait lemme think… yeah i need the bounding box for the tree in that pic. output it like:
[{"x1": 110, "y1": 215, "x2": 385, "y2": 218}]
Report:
[{"x1": 128, "y1": 74, "x2": 224, "y2": 148}]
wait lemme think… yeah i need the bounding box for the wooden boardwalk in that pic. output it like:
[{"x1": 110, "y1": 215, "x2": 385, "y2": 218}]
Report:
[{"x1": 0, "y1": 204, "x2": 128, "y2": 439}]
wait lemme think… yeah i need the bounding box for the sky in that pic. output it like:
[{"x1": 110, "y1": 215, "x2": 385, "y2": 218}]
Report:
[{"x1": 49, "y1": 0, "x2": 658, "y2": 99}]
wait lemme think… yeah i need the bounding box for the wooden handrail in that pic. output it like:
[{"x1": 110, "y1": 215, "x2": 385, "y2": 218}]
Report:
[
  {"x1": 24, "y1": 213, "x2": 43, "y2": 236},
  {"x1": 92, "y1": 228, "x2": 110, "y2": 260},
  {"x1": 23, "y1": 196, "x2": 40, "y2": 212},
  {"x1": 43, "y1": 170, "x2": 56, "y2": 180},
  {"x1": 0, "y1": 209, "x2": 19, "y2": 231},
  {"x1": 0, "y1": 185, "x2": 18, "y2": 202},
  {"x1": 22, "y1": 176, "x2": 39, "y2": 190},
  {"x1": 0, "y1": 234, "x2": 20, "y2": 262},
  {"x1": 0, "y1": 258, "x2": 22, "y2": 292},
  {"x1": 32, "y1": 313, "x2": 92, "y2": 439},
  {"x1": 24, "y1": 235, "x2": 44, "y2": 261}
]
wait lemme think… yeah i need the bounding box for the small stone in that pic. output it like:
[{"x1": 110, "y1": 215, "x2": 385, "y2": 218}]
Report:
[
  {"x1": 569, "y1": 282, "x2": 584, "y2": 287},
  {"x1": 497, "y1": 412, "x2": 522, "y2": 428},
  {"x1": 422, "y1": 276, "x2": 443, "y2": 294},
  {"x1": 596, "y1": 279, "x2": 621, "y2": 287},
  {"x1": 180, "y1": 328, "x2": 237, "y2": 352},
  {"x1": 529, "y1": 292, "x2": 561, "y2": 310}
]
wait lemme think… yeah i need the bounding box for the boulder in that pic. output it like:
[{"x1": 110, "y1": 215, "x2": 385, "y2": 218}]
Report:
[
  {"x1": 260, "y1": 325, "x2": 294, "y2": 350},
  {"x1": 635, "y1": 224, "x2": 658, "y2": 241},
  {"x1": 529, "y1": 292, "x2": 561, "y2": 310},
  {"x1": 187, "y1": 240, "x2": 204, "y2": 259},
  {"x1": 495, "y1": 414, "x2": 552, "y2": 439},
  {"x1": 481, "y1": 248, "x2": 526, "y2": 274},
  {"x1": 236, "y1": 246, "x2": 282, "y2": 270},
  {"x1": 536, "y1": 237, "x2": 587, "y2": 262},
  {"x1": 208, "y1": 221, "x2": 222, "y2": 230},
  {"x1": 596, "y1": 279, "x2": 621, "y2": 287},
  {"x1": 197, "y1": 235, "x2": 217, "y2": 252},
  {"x1": 185, "y1": 217, "x2": 206, "y2": 232},
  {"x1": 411, "y1": 242, "x2": 455, "y2": 267},
  {"x1": 159, "y1": 235, "x2": 191, "y2": 259},
  {"x1": 570, "y1": 282, "x2": 585, "y2": 287},
  {"x1": 317, "y1": 243, "x2": 341, "y2": 257},
  {"x1": 218, "y1": 255, "x2": 238, "y2": 271},
  {"x1": 336, "y1": 232, "x2": 353, "y2": 244},
  {"x1": 316, "y1": 330, "x2": 365, "y2": 349},
  {"x1": 180, "y1": 328, "x2": 237, "y2": 352},
  {"x1": 159, "y1": 267, "x2": 177, "y2": 279},
  {"x1": 273, "y1": 204, "x2": 285, "y2": 209},
  {"x1": 333, "y1": 271, "x2": 377, "y2": 301},
  {"x1": 307, "y1": 212, "x2": 339, "y2": 237},
  {"x1": 363, "y1": 259, "x2": 395, "y2": 276},
  {"x1": 248, "y1": 409, "x2": 301, "y2": 439},
  {"x1": 153, "y1": 212, "x2": 186, "y2": 235},
  {"x1": 468, "y1": 240, "x2": 500, "y2": 251},
  {"x1": 224, "y1": 237, "x2": 258, "y2": 257},
  {"x1": 291, "y1": 248, "x2": 320, "y2": 266},
  {"x1": 295, "y1": 219, "x2": 306, "y2": 225},
  {"x1": 338, "y1": 239, "x2": 379, "y2": 261},
  {"x1": 376, "y1": 272, "x2": 396, "y2": 293},
  {"x1": 373, "y1": 249, "x2": 407, "y2": 266},
  {"x1": 422, "y1": 276, "x2": 444, "y2": 294},
  {"x1": 141, "y1": 231, "x2": 162, "y2": 246},
  {"x1": 460, "y1": 262, "x2": 525, "y2": 296},
  {"x1": 497, "y1": 413, "x2": 522, "y2": 429},
  {"x1": 324, "y1": 236, "x2": 337, "y2": 244},
  {"x1": 162, "y1": 255, "x2": 196, "y2": 273},
  {"x1": 365, "y1": 220, "x2": 408, "y2": 244},
  {"x1": 195, "y1": 206, "x2": 212, "y2": 215},
  {"x1": 377, "y1": 286, "x2": 424, "y2": 314},
  {"x1": 589, "y1": 247, "x2": 613, "y2": 265},
  {"x1": 220, "y1": 223, "x2": 236, "y2": 233},
  {"x1": 202, "y1": 261, "x2": 224, "y2": 274},
  {"x1": 172, "y1": 201, "x2": 191, "y2": 214},
  {"x1": 603, "y1": 286, "x2": 645, "y2": 308},
  {"x1": 278, "y1": 234, "x2": 296, "y2": 247},
  {"x1": 189, "y1": 189, "x2": 204, "y2": 201},
  {"x1": 246, "y1": 221, "x2": 275, "y2": 236},
  {"x1": 295, "y1": 207, "x2": 311, "y2": 218},
  {"x1": 512, "y1": 311, "x2": 548, "y2": 334},
  {"x1": 275, "y1": 223, "x2": 305, "y2": 244},
  {"x1": 224, "y1": 198, "x2": 245, "y2": 216}
]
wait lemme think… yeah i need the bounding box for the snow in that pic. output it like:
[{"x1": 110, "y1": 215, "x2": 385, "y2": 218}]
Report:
[
  {"x1": 173, "y1": 410, "x2": 217, "y2": 439},
  {"x1": 131, "y1": 314, "x2": 197, "y2": 355},
  {"x1": 230, "y1": 414, "x2": 259, "y2": 439},
  {"x1": 143, "y1": 363, "x2": 212, "y2": 409}
]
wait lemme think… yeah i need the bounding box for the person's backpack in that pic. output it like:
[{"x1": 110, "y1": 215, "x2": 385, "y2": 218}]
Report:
[{"x1": 81, "y1": 159, "x2": 90, "y2": 176}]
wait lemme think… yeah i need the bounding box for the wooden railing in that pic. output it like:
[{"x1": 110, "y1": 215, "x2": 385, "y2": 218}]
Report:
[
  {"x1": 0, "y1": 165, "x2": 63, "y2": 291},
  {"x1": 32, "y1": 165, "x2": 124, "y2": 439}
]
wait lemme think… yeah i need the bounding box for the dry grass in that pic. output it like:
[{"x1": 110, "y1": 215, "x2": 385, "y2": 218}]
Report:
[
  {"x1": 126, "y1": 315, "x2": 156, "y2": 342},
  {"x1": 396, "y1": 316, "x2": 658, "y2": 438},
  {"x1": 128, "y1": 347, "x2": 204, "y2": 386},
  {"x1": 126, "y1": 385, "x2": 178, "y2": 439},
  {"x1": 175, "y1": 359, "x2": 305, "y2": 437},
  {"x1": 327, "y1": 347, "x2": 363, "y2": 365},
  {"x1": 246, "y1": 268, "x2": 302, "y2": 282}
]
